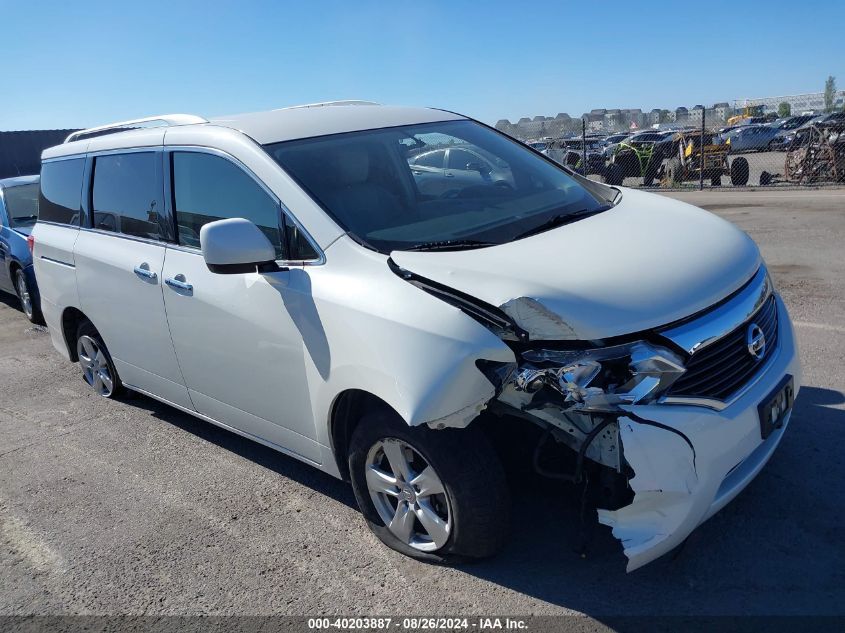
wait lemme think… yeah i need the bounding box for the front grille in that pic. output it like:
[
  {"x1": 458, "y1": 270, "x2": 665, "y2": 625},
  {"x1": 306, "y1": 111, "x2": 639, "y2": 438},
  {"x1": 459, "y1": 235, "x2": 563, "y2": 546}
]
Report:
[{"x1": 667, "y1": 296, "x2": 779, "y2": 401}]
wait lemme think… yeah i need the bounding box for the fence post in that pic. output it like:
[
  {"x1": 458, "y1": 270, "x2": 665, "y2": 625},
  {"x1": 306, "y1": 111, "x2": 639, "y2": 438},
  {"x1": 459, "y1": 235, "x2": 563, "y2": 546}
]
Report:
[
  {"x1": 581, "y1": 118, "x2": 587, "y2": 176},
  {"x1": 699, "y1": 108, "x2": 705, "y2": 191}
]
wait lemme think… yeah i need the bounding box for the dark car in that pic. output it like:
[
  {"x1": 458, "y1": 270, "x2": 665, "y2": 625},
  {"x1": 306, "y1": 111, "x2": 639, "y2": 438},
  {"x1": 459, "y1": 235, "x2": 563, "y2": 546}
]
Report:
[
  {"x1": 0, "y1": 175, "x2": 42, "y2": 323},
  {"x1": 724, "y1": 124, "x2": 781, "y2": 152},
  {"x1": 602, "y1": 133, "x2": 633, "y2": 158},
  {"x1": 606, "y1": 131, "x2": 675, "y2": 186},
  {"x1": 767, "y1": 115, "x2": 818, "y2": 151},
  {"x1": 543, "y1": 137, "x2": 607, "y2": 175}
]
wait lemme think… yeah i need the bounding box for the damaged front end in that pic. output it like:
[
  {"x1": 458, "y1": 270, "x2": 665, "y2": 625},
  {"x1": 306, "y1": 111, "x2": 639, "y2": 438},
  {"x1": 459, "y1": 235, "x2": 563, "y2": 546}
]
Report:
[
  {"x1": 390, "y1": 258, "x2": 796, "y2": 571},
  {"x1": 490, "y1": 342, "x2": 703, "y2": 571},
  {"x1": 497, "y1": 341, "x2": 688, "y2": 471}
]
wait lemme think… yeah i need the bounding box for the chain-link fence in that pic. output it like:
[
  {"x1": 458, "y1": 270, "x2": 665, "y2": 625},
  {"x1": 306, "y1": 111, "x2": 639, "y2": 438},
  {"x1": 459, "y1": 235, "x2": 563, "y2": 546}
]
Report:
[{"x1": 495, "y1": 91, "x2": 845, "y2": 189}]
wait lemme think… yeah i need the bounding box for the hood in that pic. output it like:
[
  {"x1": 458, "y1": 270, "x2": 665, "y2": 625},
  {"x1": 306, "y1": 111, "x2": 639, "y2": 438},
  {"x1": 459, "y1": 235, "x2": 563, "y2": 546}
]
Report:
[
  {"x1": 390, "y1": 188, "x2": 761, "y2": 341},
  {"x1": 12, "y1": 225, "x2": 33, "y2": 237}
]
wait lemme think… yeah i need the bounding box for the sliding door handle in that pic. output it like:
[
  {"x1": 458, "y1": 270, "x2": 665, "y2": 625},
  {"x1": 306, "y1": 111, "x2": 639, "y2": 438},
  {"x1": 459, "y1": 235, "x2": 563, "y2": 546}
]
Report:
[{"x1": 133, "y1": 264, "x2": 158, "y2": 281}]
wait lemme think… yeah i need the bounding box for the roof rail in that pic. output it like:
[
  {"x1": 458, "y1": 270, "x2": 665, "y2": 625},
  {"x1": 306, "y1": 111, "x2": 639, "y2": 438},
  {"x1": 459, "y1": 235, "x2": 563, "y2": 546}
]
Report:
[
  {"x1": 281, "y1": 100, "x2": 380, "y2": 110},
  {"x1": 64, "y1": 114, "x2": 207, "y2": 143}
]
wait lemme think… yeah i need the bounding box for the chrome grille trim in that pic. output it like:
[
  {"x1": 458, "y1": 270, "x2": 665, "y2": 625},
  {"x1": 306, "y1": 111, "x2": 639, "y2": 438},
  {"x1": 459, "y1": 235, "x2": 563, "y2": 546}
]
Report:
[
  {"x1": 660, "y1": 266, "x2": 772, "y2": 356},
  {"x1": 661, "y1": 295, "x2": 781, "y2": 411}
]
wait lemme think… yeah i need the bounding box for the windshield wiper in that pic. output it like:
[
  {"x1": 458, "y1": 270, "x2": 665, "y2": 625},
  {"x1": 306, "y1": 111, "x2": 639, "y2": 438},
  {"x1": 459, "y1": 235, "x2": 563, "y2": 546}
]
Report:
[
  {"x1": 13, "y1": 215, "x2": 37, "y2": 222},
  {"x1": 403, "y1": 239, "x2": 497, "y2": 252},
  {"x1": 513, "y1": 207, "x2": 609, "y2": 241}
]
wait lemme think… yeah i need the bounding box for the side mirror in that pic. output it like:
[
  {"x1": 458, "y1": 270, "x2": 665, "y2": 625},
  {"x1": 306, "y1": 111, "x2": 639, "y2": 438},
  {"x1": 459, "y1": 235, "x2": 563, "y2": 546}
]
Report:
[{"x1": 200, "y1": 218, "x2": 278, "y2": 274}]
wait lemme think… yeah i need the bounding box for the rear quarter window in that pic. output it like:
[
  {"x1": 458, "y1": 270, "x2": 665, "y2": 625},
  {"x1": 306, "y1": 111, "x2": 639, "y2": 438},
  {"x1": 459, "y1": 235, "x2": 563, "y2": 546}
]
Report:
[{"x1": 39, "y1": 158, "x2": 85, "y2": 225}]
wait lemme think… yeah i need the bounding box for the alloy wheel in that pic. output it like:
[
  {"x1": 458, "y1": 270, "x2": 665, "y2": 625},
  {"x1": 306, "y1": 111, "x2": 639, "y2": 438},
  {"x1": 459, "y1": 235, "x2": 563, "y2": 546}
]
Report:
[
  {"x1": 15, "y1": 270, "x2": 32, "y2": 319},
  {"x1": 365, "y1": 438, "x2": 451, "y2": 552},
  {"x1": 77, "y1": 335, "x2": 114, "y2": 397}
]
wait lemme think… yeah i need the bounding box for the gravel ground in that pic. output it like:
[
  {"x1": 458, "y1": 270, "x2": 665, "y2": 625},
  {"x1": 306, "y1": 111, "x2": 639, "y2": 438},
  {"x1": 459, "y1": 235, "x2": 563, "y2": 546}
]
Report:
[{"x1": 1, "y1": 189, "x2": 843, "y2": 622}]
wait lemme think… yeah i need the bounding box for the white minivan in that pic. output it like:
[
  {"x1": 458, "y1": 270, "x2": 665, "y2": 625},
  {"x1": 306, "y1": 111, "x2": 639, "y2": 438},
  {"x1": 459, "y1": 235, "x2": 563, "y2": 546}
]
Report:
[{"x1": 33, "y1": 102, "x2": 800, "y2": 571}]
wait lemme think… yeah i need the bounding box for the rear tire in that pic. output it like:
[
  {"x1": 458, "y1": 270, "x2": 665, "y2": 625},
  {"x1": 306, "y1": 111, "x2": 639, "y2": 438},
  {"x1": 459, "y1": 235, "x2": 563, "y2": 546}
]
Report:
[
  {"x1": 14, "y1": 268, "x2": 44, "y2": 325},
  {"x1": 348, "y1": 409, "x2": 510, "y2": 562},
  {"x1": 730, "y1": 157, "x2": 750, "y2": 186},
  {"x1": 643, "y1": 156, "x2": 662, "y2": 187},
  {"x1": 76, "y1": 319, "x2": 123, "y2": 399},
  {"x1": 605, "y1": 163, "x2": 624, "y2": 186}
]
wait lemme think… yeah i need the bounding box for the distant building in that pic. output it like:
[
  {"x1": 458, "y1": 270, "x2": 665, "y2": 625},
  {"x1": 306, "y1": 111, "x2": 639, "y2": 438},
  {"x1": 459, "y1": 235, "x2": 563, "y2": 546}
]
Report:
[
  {"x1": 735, "y1": 92, "x2": 845, "y2": 115},
  {"x1": 497, "y1": 89, "x2": 845, "y2": 140},
  {"x1": 689, "y1": 105, "x2": 705, "y2": 125},
  {"x1": 713, "y1": 102, "x2": 732, "y2": 121}
]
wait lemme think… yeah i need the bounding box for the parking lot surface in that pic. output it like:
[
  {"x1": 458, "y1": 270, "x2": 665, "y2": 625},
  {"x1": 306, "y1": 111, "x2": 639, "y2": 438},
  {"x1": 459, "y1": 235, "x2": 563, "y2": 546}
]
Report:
[{"x1": 1, "y1": 189, "x2": 843, "y2": 620}]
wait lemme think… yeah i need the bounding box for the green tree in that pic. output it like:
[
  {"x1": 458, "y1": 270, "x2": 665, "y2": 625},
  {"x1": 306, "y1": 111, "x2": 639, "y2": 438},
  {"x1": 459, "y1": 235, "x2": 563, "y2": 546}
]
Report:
[
  {"x1": 778, "y1": 102, "x2": 791, "y2": 118},
  {"x1": 824, "y1": 75, "x2": 837, "y2": 112}
]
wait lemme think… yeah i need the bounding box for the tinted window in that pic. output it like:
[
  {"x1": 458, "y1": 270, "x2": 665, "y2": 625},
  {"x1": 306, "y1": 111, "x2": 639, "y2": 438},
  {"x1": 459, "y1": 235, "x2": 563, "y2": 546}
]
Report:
[
  {"x1": 4, "y1": 183, "x2": 40, "y2": 228},
  {"x1": 39, "y1": 159, "x2": 84, "y2": 225},
  {"x1": 92, "y1": 153, "x2": 163, "y2": 239},
  {"x1": 447, "y1": 149, "x2": 480, "y2": 170},
  {"x1": 172, "y1": 152, "x2": 284, "y2": 258},
  {"x1": 283, "y1": 215, "x2": 319, "y2": 261},
  {"x1": 265, "y1": 119, "x2": 612, "y2": 254},
  {"x1": 412, "y1": 151, "x2": 444, "y2": 168}
]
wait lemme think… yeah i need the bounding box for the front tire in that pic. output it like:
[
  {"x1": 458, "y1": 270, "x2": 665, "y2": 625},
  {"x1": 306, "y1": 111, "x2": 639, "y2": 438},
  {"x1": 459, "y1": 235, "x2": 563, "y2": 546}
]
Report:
[
  {"x1": 348, "y1": 410, "x2": 510, "y2": 562},
  {"x1": 76, "y1": 319, "x2": 123, "y2": 399}
]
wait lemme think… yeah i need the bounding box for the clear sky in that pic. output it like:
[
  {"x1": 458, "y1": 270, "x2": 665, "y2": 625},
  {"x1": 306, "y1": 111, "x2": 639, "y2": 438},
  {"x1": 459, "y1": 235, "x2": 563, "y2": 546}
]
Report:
[{"x1": 2, "y1": 0, "x2": 843, "y2": 130}]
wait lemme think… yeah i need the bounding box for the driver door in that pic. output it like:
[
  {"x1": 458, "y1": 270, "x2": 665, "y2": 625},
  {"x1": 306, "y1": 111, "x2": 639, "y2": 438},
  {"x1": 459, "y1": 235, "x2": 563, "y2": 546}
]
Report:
[{"x1": 160, "y1": 149, "x2": 322, "y2": 463}]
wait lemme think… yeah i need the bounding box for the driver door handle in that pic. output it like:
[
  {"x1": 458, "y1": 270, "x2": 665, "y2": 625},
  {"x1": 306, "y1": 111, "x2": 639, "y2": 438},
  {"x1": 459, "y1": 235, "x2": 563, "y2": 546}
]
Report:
[{"x1": 165, "y1": 276, "x2": 193, "y2": 292}]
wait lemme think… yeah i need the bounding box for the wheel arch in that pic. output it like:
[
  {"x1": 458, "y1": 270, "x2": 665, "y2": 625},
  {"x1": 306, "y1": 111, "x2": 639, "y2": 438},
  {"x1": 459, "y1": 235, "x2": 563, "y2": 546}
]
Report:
[
  {"x1": 329, "y1": 389, "x2": 397, "y2": 481},
  {"x1": 61, "y1": 306, "x2": 90, "y2": 362}
]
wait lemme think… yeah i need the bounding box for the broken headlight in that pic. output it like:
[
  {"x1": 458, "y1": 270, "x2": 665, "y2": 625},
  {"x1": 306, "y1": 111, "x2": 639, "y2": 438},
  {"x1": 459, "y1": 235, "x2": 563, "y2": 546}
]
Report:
[{"x1": 515, "y1": 342, "x2": 686, "y2": 411}]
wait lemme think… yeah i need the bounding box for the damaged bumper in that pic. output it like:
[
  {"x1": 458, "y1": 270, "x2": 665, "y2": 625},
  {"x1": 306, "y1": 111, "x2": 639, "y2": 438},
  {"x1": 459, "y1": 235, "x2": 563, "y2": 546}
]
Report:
[
  {"x1": 498, "y1": 293, "x2": 801, "y2": 571},
  {"x1": 599, "y1": 294, "x2": 800, "y2": 571}
]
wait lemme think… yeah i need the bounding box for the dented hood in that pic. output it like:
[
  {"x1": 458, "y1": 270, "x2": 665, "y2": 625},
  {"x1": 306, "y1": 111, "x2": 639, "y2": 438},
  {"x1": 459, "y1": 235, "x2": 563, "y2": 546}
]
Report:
[{"x1": 391, "y1": 188, "x2": 761, "y2": 340}]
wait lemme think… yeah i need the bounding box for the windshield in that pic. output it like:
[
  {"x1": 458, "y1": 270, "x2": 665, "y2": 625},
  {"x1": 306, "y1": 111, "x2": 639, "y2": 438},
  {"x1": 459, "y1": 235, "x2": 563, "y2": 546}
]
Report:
[
  {"x1": 3, "y1": 183, "x2": 39, "y2": 228},
  {"x1": 264, "y1": 120, "x2": 615, "y2": 253}
]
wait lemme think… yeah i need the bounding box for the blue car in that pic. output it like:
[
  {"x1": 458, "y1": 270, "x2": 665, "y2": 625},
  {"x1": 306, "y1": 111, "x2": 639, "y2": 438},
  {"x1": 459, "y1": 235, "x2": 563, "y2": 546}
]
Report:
[{"x1": 0, "y1": 175, "x2": 43, "y2": 323}]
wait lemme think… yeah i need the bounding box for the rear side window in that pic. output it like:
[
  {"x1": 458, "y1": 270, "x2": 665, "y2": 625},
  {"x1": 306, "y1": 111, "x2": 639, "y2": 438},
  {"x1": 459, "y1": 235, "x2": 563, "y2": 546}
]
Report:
[
  {"x1": 171, "y1": 152, "x2": 284, "y2": 257},
  {"x1": 39, "y1": 158, "x2": 85, "y2": 225},
  {"x1": 4, "y1": 183, "x2": 40, "y2": 228},
  {"x1": 92, "y1": 152, "x2": 163, "y2": 240}
]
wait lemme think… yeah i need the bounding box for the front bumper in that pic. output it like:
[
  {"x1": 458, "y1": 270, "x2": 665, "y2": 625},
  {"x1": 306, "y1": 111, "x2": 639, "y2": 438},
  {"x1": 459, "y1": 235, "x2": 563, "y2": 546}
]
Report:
[{"x1": 597, "y1": 294, "x2": 801, "y2": 571}]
